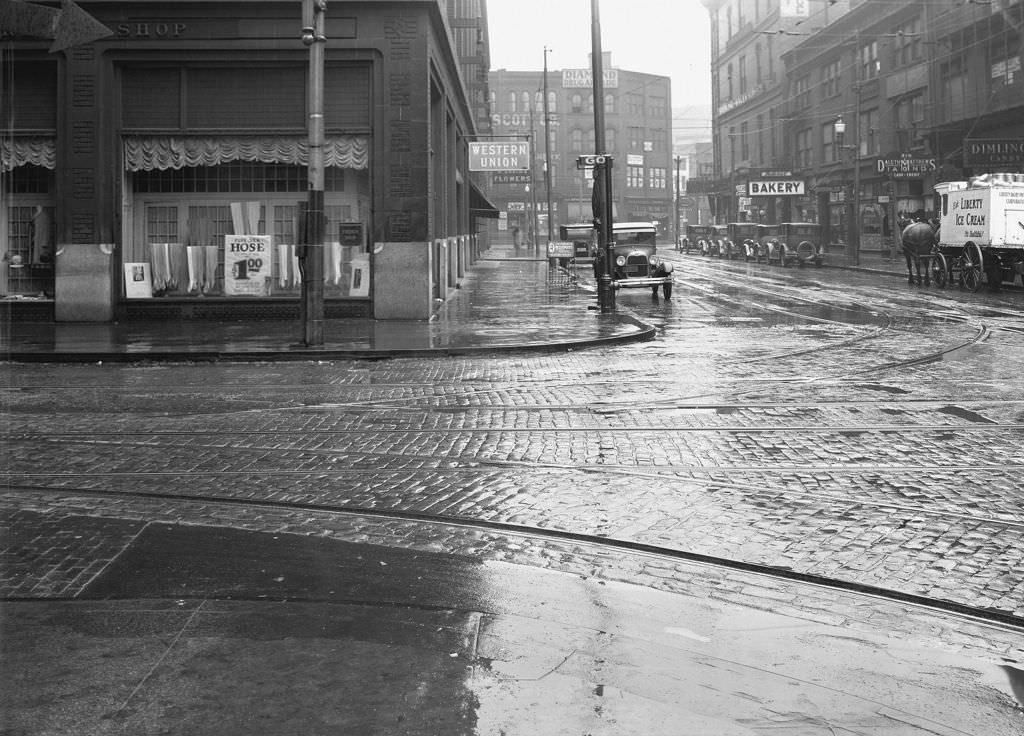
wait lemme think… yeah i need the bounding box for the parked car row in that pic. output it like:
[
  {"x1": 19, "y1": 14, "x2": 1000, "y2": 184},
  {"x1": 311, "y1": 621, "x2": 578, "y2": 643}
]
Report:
[{"x1": 682, "y1": 223, "x2": 824, "y2": 268}]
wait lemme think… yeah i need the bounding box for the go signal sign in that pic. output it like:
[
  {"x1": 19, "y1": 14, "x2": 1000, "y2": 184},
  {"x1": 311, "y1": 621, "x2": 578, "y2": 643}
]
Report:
[{"x1": 576, "y1": 154, "x2": 612, "y2": 169}]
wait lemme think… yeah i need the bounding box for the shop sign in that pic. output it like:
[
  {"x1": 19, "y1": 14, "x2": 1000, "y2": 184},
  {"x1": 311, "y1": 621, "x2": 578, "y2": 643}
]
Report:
[
  {"x1": 963, "y1": 138, "x2": 1024, "y2": 168},
  {"x1": 491, "y1": 113, "x2": 559, "y2": 129},
  {"x1": 224, "y1": 235, "x2": 271, "y2": 296},
  {"x1": 115, "y1": 22, "x2": 187, "y2": 39},
  {"x1": 507, "y1": 202, "x2": 525, "y2": 212},
  {"x1": 780, "y1": 0, "x2": 811, "y2": 18},
  {"x1": 876, "y1": 155, "x2": 937, "y2": 179},
  {"x1": 561, "y1": 68, "x2": 618, "y2": 89},
  {"x1": 717, "y1": 84, "x2": 765, "y2": 116},
  {"x1": 469, "y1": 141, "x2": 530, "y2": 171},
  {"x1": 748, "y1": 179, "x2": 805, "y2": 196},
  {"x1": 493, "y1": 172, "x2": 531, "y2": 185},
  {"x1": 626, "y1": 154, "x2": 644, "y2": 166}
]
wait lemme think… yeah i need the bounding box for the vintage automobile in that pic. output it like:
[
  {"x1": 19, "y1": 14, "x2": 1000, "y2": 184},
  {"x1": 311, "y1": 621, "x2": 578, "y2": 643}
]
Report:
[
  {"x1": 599, "y1": 221, "x2": 674, "y2": 298},
  {"x1": 558, "y1": 223, "x2": 597, "y2": 261},
  {"x1": 726, "y1": 222, "x2": 761, "y2": 261},
  {"x1": 775, "y1": 222, "x2": 824, "y2": 267},
  {"x1": 756, "y1": 223, "x2": 782, "y2": 263},
  {"x1": 678, "y1": 223, "x2": 692, "y2": 253},
  {"x1": 690, "y1": 224, "x2": 727, "y2": 257},
  {"x1": 686, "y1": 225, "x2": 714, "y2": 256}
]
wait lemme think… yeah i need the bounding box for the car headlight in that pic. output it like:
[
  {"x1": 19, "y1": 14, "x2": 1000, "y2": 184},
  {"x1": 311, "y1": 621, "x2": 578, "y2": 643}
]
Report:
[
  {"x1": 615, "y1": 255, "x2": 626, "y2": 266},
  {"x1": 649, "y1": 255, "x2": 661, "y2": 266}
]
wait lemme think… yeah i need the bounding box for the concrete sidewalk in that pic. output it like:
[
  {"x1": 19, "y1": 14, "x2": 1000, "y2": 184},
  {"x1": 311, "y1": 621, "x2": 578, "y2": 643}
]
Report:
[
  {"x1": 2, "y1": 509, "x2": 1023, "y2": 735},
  {"x1": 0, "y1": 248, "x2": 653, "y2": 362}
]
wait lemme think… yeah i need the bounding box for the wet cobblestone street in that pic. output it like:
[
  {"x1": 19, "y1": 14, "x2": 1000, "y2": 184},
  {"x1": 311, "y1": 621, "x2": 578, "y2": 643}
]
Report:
[{"x1": 4, "y1": 256, "x2": 1024, "y2": 623}]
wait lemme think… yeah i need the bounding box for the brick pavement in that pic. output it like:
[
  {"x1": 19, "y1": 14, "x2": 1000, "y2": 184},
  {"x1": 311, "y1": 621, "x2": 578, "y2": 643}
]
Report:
[{"x1": 3, "y1": 260, "x2": 1024, "y2": 630}]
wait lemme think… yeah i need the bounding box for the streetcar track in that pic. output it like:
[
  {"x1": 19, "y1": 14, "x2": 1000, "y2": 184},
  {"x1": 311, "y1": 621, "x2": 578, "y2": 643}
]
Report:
[
  {"x1": 665, "y1": 261, "x2": 997, "y2": 372},
  {"x1": 3, "y1": 484, "x2": 1021, "y2": 630},
  {"x1": 7, "y1": 420, "x2": 1020, "y2": 437},
  {"x1": 6, "y1": 463, "x2": 1024, "y2": 528}
]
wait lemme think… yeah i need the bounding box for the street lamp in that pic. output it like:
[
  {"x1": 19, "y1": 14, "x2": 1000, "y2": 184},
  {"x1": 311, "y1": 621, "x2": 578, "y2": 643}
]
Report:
[{"x1": 834, "y1": 114, "x2": 860, "y2": 266}]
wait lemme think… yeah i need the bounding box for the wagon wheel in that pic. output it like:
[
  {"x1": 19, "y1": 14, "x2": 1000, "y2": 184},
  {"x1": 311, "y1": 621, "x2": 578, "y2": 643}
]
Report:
[
  {"x1": 796, "y1": 240, "x2": 816, "y2": 266},
  {"x1": 928, "y1": 252, "x2": 948, "y2": 288},
  {"x1": 960, "y1": 242, "x2": 983, "y2": 292}
]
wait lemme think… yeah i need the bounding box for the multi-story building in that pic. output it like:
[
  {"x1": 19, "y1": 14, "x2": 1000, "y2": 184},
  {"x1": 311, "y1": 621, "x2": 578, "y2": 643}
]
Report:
[
  {"x1": 1, "y1": 0, "x2": 495, "y2": 324},
  {"x1": 487, "y1": 56, "x2": 674, "y2": 243},
  {"x1": 700, "y1": 0, "x2": 849, "y2": 225},
  {"x1": 702, "y1": 0, "x2": 1023, "y2": 259},
  {"x1": 444, "y1": 0, "x2": 493, "y2": 137}
]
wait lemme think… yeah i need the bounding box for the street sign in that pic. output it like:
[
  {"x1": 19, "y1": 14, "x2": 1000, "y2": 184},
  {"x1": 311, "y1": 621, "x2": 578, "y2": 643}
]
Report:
[
  {"x1": 577, "y1": 154, "x2": 612, "y2": 169},
  {"x1": 468, "y1": 141, "x2": 530, "y2": 171},
  {"x1": 547, "y1": 241, "x2": 574, "y2": 258}
]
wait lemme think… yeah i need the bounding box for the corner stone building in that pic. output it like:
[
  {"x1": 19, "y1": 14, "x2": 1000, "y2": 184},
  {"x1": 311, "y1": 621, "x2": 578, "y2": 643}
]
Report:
[{"x1": 1, "y1": 0, "x2": 495, "y2": 323}]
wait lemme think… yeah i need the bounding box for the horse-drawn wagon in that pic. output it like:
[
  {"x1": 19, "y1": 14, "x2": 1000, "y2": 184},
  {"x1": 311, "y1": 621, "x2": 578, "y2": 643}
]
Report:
[{"x1": 933, "y1": 174, "x2": 1024, "y2": 291}]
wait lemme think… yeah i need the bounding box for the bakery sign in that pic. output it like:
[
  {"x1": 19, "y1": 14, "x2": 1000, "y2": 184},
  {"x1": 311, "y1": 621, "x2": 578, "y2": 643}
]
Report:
[{"x1": 747, "y1": 179, "x2": 805, "y2": 196}]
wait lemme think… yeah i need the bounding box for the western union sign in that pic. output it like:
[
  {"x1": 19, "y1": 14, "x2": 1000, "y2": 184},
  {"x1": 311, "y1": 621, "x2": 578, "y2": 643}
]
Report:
[
  {"x1": 747, "y1": 179, "x2": 805, "y2": 196},
  {"x1": 469, "y1": 141, "x2": 531, "y2": 171}
]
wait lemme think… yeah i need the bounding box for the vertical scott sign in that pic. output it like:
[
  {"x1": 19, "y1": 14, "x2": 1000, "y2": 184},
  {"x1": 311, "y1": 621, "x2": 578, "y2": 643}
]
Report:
[{"x1": 468, "y1": 141, "x2": 531, "y2": 171}]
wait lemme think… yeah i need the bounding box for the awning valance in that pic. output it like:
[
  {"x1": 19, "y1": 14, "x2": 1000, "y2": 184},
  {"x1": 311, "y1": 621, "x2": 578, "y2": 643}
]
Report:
[
  {"x1": 1, "y1": 138, "x2": 56, "y2": 172},
  {"x1": 470, "y1": 177, "x2": 500, "y2": 219},
  {"x1": 123, "y1": 135, "x2": 369, "y2": 172}
]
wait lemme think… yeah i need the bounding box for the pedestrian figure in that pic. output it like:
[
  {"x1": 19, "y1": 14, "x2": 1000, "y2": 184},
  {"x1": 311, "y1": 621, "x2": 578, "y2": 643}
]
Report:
[{"x1": 901, "y1": 211, "x2": 936, "y2": 286}]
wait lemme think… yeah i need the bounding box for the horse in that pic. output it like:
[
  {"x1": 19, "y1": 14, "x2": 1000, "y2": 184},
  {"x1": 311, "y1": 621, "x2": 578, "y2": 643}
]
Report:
[{"x1": 901, "y1": 220, "x2": 937, "y2": 285}]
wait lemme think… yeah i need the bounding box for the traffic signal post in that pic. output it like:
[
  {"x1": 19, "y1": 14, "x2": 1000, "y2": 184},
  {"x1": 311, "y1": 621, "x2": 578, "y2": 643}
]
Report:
[
  {"x1": 300, "y1": 0, "x2": 327, "y2": 346},
  {"x1": 590, "y1": 0, "x2": 615, "y2": 313}
]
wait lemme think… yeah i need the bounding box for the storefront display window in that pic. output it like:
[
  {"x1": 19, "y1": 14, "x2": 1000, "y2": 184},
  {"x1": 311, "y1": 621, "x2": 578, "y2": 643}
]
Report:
[
  {"x1": 122, "y1": 143, "x2": 370, "y2": 300},
  {"x1": 2, "y1": 162, "x2": 56, "y2": 299}
]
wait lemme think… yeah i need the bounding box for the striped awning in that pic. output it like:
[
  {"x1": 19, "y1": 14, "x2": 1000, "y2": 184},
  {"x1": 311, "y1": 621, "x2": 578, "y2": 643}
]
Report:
[{"x1": 123, "y1": 135, "x2": 369, "y2": 172}]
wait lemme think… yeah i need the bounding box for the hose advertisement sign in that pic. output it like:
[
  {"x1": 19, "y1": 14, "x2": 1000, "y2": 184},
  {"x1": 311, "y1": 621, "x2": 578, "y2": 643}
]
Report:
[{"x1": 224, "y1": 235, "x2": 271, "y2": 296}]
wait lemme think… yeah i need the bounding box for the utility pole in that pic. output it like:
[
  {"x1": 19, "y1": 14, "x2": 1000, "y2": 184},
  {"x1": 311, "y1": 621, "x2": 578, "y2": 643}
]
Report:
[
  {"x1": 300, "y1": 0, "x2": 326, "y2": 345},
  {"x1": 528, "y1": 107, "x2": 539, "y2": 251},
  {"x1": 674, "y1": 155, "x2": 682, "y2": 250},
  {"x1": 543, "y1": 47, "x2": 554, "y2": 256},
  {"x1": 591, "y1": 0, "x2": 614, "y2": 312}
]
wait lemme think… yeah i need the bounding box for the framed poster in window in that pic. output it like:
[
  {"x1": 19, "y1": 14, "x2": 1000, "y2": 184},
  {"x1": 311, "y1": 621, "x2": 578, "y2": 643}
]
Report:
[
  {"x1": 224, "y1": 235, "x2": 272, "y2": 296},
  {"x1": 123, "y1": 262, "x2": 153, "y2": 298}
]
